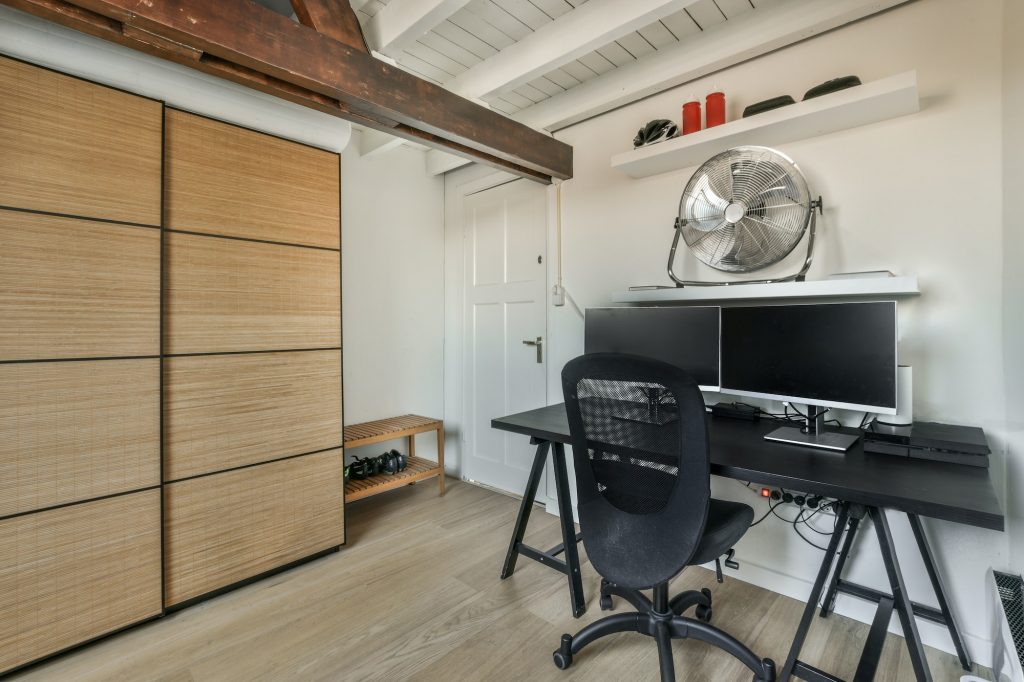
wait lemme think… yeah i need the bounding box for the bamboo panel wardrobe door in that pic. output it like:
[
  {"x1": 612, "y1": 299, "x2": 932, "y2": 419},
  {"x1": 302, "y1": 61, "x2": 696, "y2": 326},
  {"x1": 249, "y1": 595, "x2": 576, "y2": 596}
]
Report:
[
  {"x1": 0, "y1": 492, "x2": 162, "y2": 673},
  {"x1": 0, "y1": 57, "x2": 162, "y2": 674},
  {"x1": 0, "y1": 56, "x2": 161, "y2": 224},
  {"x1": 164, "y1": 350, "x2": 342, "y2": 480},
  {"x1": 163, "y1": 110, "x2": 344, "y2": 607},
  {"x1": 163, "y1": 450, "x2": 344, "y2": 605},
  {"x1": 163, "y1": 109, "x2": 339, "y2": 249},
  {"x1": 163, "y1": 233, "x2": 340, "y2": 355}
]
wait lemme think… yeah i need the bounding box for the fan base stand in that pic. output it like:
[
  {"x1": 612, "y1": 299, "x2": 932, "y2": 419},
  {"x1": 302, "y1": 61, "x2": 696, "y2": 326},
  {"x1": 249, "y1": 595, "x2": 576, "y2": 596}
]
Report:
[{"x1": 671, "y1": 273, "x2": 807, "y2": 288}]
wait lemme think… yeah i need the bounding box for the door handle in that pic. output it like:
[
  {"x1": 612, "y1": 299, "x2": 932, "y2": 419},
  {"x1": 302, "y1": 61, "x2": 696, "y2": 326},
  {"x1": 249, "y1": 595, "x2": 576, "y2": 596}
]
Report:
[{"x1": 522, "y1": 336, "x2": 543, "y2": 363}]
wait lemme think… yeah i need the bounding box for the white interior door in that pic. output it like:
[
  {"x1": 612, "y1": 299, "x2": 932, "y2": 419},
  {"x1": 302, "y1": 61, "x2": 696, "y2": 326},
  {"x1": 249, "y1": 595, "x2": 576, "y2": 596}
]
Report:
[{"x1": 462, "y1": 179, "x2": 547, "y2": 495}]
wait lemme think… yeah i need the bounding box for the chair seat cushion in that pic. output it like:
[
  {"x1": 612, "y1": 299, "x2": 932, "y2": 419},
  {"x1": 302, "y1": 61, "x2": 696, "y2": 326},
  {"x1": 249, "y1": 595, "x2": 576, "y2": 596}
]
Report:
[{"x1": 690, "y1": 498, "x2": 754, "y2": 566}]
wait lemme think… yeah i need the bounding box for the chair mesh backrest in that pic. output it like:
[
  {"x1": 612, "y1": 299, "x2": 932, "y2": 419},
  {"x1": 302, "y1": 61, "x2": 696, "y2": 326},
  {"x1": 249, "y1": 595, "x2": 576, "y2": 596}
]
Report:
[
  {"x1": 562, "y1": 353, "x2": 711, "y2": 588},
  {"x1": 574, "y1": 377, "x2": 681, "y2": 515}
]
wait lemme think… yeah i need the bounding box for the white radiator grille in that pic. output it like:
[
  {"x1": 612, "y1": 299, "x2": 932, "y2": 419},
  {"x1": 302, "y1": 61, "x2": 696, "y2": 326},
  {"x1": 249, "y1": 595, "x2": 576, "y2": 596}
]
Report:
[
  {"x1": 992, "y1": 570, "x2": 1024, "y2": 682},
  {"x1": 996, "y1": 572, "x2": 1024, "y2": 665}
]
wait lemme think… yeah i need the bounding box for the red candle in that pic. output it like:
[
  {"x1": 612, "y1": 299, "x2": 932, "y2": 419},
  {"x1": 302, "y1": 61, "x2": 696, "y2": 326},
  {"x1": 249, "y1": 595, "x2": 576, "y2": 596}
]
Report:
[
  {"x1": 682, "y1": 100, "x2": 701, "y2": 135},
  {"x1": 706, "y1": 91, "x2": 726, "y2": 128}
]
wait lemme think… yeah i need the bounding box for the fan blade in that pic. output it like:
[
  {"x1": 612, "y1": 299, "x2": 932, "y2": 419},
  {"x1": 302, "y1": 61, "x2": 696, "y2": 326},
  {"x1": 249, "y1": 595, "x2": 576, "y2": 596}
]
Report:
[{"x1": 677, "y1": 146, "x2": 811, "y2": 273}]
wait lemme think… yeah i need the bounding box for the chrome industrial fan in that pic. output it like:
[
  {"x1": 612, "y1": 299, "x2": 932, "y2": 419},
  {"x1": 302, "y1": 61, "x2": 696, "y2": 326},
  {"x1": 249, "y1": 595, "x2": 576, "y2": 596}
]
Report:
[{"x1": 667, "y1": 146, "x2": 823, "y2": 286}]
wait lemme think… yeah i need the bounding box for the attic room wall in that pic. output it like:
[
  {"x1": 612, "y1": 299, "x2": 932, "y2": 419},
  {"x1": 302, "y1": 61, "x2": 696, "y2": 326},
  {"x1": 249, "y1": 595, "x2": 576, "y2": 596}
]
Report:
[
  {"x1": 341, "y1": 137, "x2": 446, "y2": 465},
  {"x1": 545, "y1": 0, "x2": 1008, "y2": 664},
  {"x1": 1004, "y1": 0, "x2": 1024, "y2": 570}
]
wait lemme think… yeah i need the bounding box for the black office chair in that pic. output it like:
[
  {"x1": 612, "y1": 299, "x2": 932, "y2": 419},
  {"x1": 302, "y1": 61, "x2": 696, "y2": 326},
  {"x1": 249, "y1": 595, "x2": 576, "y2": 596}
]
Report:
[{"x1": 555, "y1": 353, "x2": 775, "y2": 682}]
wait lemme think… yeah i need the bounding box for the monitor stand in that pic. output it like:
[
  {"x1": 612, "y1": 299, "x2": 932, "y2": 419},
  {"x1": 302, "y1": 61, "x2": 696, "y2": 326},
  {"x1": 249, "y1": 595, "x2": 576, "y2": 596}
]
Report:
[{"x1": 764, "y1": 403, "x2": 860, "y2": 452}]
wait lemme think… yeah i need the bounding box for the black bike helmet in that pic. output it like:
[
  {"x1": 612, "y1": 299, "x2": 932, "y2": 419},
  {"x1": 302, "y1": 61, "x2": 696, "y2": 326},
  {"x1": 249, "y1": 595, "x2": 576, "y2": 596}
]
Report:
[{"x1": 633, "y1": 119, "x2": 679, "y2": 148}]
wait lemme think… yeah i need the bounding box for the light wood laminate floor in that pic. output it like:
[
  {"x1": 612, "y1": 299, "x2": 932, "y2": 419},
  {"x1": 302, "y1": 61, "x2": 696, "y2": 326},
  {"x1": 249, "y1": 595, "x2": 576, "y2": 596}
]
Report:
[{"x1": 13, "y1": 479, "x2": 989, "y2": 681}]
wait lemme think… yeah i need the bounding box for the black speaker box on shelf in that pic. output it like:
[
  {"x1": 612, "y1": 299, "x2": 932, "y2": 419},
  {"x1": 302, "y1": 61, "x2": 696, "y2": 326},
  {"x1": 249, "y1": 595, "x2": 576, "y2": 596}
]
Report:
[{"x1": 741, "y1": 95, "x2": 796, "y2": 118}]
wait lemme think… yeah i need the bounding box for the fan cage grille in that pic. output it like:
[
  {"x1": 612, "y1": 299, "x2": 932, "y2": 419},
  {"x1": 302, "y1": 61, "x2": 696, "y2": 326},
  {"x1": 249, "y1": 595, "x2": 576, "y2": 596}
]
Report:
[{"x1": 679, "y1": 146, "x2": 813, "y2": 273}]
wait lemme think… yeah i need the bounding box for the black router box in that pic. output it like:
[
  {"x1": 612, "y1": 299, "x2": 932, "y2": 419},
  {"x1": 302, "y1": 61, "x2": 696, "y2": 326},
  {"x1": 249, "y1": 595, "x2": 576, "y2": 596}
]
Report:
[{"x1": 862, "y1": 420, "x2": 990, "y2": 467}]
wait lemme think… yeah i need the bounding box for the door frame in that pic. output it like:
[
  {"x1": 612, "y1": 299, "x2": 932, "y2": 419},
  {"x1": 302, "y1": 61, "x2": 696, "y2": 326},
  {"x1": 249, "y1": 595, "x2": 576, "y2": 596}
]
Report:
[{"x1": 443, "y1": 165, "x2": 555, "y2": 505}]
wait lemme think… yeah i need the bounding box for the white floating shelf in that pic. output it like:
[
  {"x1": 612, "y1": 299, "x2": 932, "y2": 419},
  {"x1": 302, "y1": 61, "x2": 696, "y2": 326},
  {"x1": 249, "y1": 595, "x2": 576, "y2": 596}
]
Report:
[
  {"x1": 611, "y1": 71, "x2": 919, "y2": 179},
  {"x1": 611, "y1": 276, "x2": 920, "y2": 304}
]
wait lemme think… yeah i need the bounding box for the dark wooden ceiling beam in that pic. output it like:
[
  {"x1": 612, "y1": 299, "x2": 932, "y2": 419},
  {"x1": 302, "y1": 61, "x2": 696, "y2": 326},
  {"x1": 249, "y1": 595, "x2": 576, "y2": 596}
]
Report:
[
  {"x1": 290, "y1": 0, "x2": 368, "y2": 53},
  {"x1": 0, "y1": 0, "x2": 571, "y2": 182},
  {"x1": 1, "y1": 0, "x2": 361, "y2": 119}
]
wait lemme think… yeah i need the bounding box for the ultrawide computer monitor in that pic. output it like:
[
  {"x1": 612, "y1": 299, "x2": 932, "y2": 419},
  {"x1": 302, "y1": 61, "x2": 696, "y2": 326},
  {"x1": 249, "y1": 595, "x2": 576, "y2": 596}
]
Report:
[
  {"x1": 720, "y1": 301, "x2": 898, "y2": 451},
  {"x1": 584, "y1": 306, "x2": 721, "y2": 391},
  {"x1": 720, "y1": 301, "x2": 897, "y2": 413}
]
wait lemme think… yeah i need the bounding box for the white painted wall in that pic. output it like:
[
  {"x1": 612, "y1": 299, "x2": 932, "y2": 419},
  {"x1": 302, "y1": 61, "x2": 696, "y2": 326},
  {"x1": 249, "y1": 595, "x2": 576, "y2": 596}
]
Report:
[
  {"x1": 343, "y1": 134, "x2": 446, "y2": 465},
  {"x1": 537, "y1": 0, "x2": 1008, "y2": 665},
  {"x1": 1003, "y1": 0, "x2": 1024, "y2": 575}
]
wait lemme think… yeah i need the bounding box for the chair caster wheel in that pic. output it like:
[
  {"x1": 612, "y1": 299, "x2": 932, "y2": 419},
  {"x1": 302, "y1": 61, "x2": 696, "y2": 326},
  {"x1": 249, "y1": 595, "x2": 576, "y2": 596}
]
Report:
[
  {"x1": 701, "y1": 587, "x2": 712, "y2": 603},
  {"x1": 599, "y1": 594, "x2": 613, "y2": 610},
  {"x1": 754, "y1": 657, "x2": 777, "y2": 682},
  {"x1": 553, "y1": 634, "x2": 573, "y2": 670},
  {"x1": 695, "y1": 604, "x2": 713, "y2": 622}
]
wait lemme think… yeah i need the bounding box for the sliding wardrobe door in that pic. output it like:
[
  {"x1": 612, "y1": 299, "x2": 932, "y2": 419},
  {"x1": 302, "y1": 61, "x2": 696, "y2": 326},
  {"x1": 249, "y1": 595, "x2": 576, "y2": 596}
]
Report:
[
  {"x1": 163, "y1": 232, "x2": 340, "y2": 355},
  {"x1": 0, "y1": 56, "x2": 162, "y2": 674},
  {"x1": 162, "y1": 109, "x2": 338, "y2": 248},
  {"x1": 162, "y1": 110, "x2": 344, "y2": 607},
  {"x1": 163, "y1": 450, "x2": 343, "y2": 605}
]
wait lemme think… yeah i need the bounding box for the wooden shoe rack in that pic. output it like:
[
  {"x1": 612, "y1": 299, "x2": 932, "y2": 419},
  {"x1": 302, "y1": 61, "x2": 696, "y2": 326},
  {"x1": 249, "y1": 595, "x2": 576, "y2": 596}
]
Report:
[{"x1": 343, "y1": 415, "x2": 445, "y2": 502}]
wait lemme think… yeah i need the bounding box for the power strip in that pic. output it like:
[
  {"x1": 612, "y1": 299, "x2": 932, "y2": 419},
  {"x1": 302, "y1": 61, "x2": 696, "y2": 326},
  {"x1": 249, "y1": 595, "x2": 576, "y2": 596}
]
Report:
[{"x1": 759, "y1": 487, "x2": 828, "y2": 510}]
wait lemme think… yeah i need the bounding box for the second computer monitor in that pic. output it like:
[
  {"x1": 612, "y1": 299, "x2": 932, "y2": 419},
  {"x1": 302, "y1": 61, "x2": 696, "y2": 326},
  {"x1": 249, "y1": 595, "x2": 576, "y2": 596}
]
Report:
[
  {"x1": 584, "y1": 306, "x2": 721, "y2": 390},
  {"x1": 720, "y1": 301, "x2": 898, "y2": 414}
]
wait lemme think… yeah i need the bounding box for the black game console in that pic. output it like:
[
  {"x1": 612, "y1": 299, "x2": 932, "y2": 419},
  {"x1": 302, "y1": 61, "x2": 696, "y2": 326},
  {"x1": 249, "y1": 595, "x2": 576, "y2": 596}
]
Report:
[{"x1": 862, "y1": 420, "x2": 990, "y2": 467}]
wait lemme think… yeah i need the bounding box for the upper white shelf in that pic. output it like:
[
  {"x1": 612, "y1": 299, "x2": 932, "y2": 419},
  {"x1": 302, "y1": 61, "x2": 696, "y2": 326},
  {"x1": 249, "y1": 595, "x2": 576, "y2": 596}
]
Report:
[
  {"x1": 611, "y1": 71, "x2": 920, "y2": 179},
  {"x1": 611, "y1": 276, "x2": 920, "y2": 304}
]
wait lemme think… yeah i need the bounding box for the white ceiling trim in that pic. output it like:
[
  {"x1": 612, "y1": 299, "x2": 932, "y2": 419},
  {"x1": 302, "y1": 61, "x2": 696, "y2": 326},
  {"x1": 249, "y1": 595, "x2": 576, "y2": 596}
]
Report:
[
  {"x1": 364, "y1": 0, "x2": 476, "y2": 55},
  {"x1": 443, "y1": 0, "x2": 704, "y2": 101},
  {"x1": 359, "y1": 128, "x2": 407, "y2": 157},
  {"x1": 426, "y1": 149, "x2": 472, "y2": 175},
  {"x1": 350, "y1": 0, "x2": 377, "y2": 13},
  {"x1": 427, "y1": 0, "x2": 911, "y2": 174}
]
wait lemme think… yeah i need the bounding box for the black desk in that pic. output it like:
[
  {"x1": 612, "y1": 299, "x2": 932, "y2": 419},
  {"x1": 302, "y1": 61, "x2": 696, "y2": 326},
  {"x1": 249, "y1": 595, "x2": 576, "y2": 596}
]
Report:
[{"x1": 492, "y1": 403, "x2": 1003, "y2": 682}]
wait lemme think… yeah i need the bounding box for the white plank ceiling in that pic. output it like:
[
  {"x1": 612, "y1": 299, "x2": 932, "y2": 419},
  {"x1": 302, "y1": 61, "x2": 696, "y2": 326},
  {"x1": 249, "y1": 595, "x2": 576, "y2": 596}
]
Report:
[
  {"x1": 253, "y1": 0, "x2": 910, "y2": 168},
  {"x1": 353, "y1": 0, "x2": 754, "y2": 117}
]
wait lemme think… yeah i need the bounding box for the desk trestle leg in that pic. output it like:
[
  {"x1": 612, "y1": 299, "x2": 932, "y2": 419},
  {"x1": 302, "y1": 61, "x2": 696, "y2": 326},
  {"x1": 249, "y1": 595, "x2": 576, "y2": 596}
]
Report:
[
  {"x1": 500, "y1": 439, "x2": 587, "y2": 618},
  {"x1": 820, "y1": 513, "x2": 862, "y2": 618},
  {"x1": 552, "y1": 443, "x2": 586, "y2": 618},
  {"x1": 786, "y1": 504, "x2": 971, "y2": 682},
  {"x1": 871, "y1": 506, "x2": 931, "y2": 681},
  {"x1": 780, "y1": 503, "x2": 851, "y2": 682},
  {"x1": 501, "y1": 440, "x2": 550, "y2": 580},
  {"x1": 908, "y1": 513, "x2": 971, "y2": 671}
]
